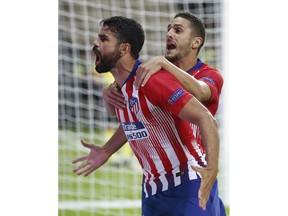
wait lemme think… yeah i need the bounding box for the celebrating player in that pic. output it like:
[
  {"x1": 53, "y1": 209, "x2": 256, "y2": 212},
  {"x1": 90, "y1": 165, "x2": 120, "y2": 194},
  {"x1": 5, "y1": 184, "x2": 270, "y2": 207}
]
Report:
[{"x1": 73, "y1": 15, "x2": 225, "y2": 215}]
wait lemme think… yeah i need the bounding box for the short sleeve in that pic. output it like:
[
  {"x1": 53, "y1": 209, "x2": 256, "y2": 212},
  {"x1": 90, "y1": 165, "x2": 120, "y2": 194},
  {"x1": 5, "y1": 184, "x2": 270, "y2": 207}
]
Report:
[{"x1": 142, "y1": 70, "x2": 193, "y2": 116}]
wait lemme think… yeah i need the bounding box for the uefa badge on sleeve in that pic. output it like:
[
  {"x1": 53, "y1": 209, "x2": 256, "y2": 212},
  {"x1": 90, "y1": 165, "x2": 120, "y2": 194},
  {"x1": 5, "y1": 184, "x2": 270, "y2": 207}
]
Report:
[{"x1": 167, "y1": 88, "x2": 184, "y2": 105}]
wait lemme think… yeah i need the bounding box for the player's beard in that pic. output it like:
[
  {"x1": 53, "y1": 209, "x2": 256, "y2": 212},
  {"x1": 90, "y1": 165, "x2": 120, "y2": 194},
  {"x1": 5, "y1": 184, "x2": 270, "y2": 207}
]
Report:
[
  {"x1": 95, "y1": 48, "x2": 121, "y2": 74},
  {"x1": 165, "y1": 53, "x2": 181, "y2": 63},
  {"x1": 165, "y1": 42, "x2": 191, "y2": 64}
]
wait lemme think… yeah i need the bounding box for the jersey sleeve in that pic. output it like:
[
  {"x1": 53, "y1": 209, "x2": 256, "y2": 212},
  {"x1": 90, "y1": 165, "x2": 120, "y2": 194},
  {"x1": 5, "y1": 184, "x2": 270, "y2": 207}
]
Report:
[
  {"x1": 142, "y1": 70, "x2": 193, "y2": 116},
  {"x1": 198, "y1": 68, "x2": 224, "y2": 104}
]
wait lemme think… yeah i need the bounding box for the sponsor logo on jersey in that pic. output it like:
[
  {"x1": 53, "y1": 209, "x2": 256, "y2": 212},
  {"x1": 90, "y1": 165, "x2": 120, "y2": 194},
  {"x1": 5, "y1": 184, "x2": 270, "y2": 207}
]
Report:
[
  {"x1": 121, "y1": 122, "x2": 149, "y2": 140},
  {"x1": 167, "y1": 88, "x2": 184, "y2": 105},
  {"x1": 122, "y1": 122, "x2": 144, "y2": 131}
]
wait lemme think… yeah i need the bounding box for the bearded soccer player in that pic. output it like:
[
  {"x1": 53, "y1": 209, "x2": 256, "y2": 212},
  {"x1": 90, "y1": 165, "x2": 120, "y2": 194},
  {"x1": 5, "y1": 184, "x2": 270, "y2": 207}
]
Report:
[{"x1": 73, "y1": 15, "x2": 226, "y2": 216}]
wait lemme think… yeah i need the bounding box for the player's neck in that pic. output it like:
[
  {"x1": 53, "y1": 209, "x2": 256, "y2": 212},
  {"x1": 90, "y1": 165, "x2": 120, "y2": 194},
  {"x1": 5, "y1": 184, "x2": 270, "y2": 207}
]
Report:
[
  {"x1": 174, "y1": 55, "x2": 198, "y2": 71},
  {"x1": 110, "y1": 56, "x2": 137, "y2": 87}
]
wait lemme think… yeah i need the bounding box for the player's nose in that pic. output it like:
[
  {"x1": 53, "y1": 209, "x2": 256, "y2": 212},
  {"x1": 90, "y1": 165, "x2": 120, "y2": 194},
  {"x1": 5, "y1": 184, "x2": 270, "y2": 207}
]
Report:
[
  {"x1": 93, "y1": 38, "x2": 101, "y2": 47},
  {"x1": 166, "y1": 29, "x2": 174, "y2": 40}
]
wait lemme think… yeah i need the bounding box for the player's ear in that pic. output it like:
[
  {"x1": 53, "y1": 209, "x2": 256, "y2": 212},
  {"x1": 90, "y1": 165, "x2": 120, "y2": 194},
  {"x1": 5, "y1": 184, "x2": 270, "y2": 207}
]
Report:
[
  {"x1": 191, "y1": 37, "x2": 203, "y2": 50},
  {"x1": 119, "y1": 43, "x2": 131, "y2": 56}
]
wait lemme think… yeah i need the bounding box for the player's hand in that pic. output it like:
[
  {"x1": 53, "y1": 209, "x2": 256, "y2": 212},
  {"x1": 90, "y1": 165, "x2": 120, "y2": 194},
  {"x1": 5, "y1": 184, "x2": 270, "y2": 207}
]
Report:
[
  {"x1": 135, "y1": 56, "x2": 163, "y2": 90},
  {"x1": 192, "y1": 165, "x2": 218, "y2": 211},
  {"x1": 103, "y1": 82, "x2": 125, "y2": 109},
  {"x1": 72, "y1": 139, "x2": 110, "y2": 176}
]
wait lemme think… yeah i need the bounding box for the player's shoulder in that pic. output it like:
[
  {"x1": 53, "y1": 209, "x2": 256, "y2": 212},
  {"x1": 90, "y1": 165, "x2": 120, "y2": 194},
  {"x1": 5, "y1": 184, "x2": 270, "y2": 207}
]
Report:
[
  {"x1": 141, "y1": 69, "x2": 177, "y2": 94},
  {"x1": 147, "y1": 69, "x2": 176, "y2": 83},
  {"x1": 201, "y1": 63, "x2": 220, "y2": 74},
  {"x1": 200, "y1": 63, "x2": 223, "y2": 79},
  {"x1": 195, "y1": 63, "x2": 223, "y2": 89}
]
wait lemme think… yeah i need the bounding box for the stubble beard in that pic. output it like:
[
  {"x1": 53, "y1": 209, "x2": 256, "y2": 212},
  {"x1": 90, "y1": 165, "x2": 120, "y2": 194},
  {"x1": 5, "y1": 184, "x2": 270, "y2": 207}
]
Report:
[
  {"x1": 165, "y1": 53, "x2": 181, "y2": 64},
  {"x1": 165, "y1": 45, "x2": 191, "y2": 64},
  {"x1": 95, "y1": 50, "x2": 121, "y2": 74}
]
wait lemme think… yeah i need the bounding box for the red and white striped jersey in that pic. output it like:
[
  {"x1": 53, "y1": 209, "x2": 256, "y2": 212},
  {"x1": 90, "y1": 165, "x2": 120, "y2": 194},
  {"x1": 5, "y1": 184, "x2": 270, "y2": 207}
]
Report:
[
  {"x1": 187, "y1": 59, "x2": 223, "y2": 116},
  {"x1": 186, "y1": 59, "x2": 224, "y2": 152},
  {"x1": 115, "y1": 60, "x2": 207, "y2": 197}
]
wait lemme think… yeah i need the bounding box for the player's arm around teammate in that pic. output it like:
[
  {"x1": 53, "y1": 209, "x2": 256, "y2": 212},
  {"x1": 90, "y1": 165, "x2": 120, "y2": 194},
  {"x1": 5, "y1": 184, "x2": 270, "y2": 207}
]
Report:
[{"x1": 135, "y1": 56, "x2": 211, "y2": 102}]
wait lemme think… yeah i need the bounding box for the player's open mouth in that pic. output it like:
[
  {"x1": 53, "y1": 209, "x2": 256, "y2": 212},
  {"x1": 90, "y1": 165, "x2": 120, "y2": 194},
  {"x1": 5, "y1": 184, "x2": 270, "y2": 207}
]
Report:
[
  {"x1": 166, "y1": 43, "x2": 176, "y2": 51},
  {"x1": 92, "y1": 46, "x2": 101, "y2": 65},
  {"x1": 95, "y1": 53, "x2": 101, "y2": 65}
]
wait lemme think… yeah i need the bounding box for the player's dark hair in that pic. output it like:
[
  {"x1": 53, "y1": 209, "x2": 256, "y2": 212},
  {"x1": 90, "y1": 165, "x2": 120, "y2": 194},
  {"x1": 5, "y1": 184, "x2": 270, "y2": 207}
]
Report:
[
  {"x1": 174, "y1": 12, "x2": 206, "y2": 53},
  {"x1": 100, "y1": 16, "x2": 145, "y2": 59}
]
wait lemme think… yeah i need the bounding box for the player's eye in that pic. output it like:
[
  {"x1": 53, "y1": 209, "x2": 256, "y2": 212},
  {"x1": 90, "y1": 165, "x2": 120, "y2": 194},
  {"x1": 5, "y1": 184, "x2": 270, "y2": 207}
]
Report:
[
  {"x1": 174, "y1": 28, "x2": 183, "y2": 33},
  {"x1": 98, "y1": 35, "x2": 108, "y2": 42}
]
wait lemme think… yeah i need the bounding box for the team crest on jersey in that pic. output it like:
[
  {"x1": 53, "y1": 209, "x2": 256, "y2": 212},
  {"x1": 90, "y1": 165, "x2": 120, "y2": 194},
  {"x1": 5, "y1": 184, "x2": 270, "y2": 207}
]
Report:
[{"x1": 129, "y1": 96, "x2": 140, "y2": 115}]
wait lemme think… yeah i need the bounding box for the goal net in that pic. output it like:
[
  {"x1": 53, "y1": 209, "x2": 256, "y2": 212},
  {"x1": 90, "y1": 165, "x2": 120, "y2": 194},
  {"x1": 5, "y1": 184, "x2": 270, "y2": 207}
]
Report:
[{"x1": 58, "y1": 0, "x2": 228, "y2": 215}]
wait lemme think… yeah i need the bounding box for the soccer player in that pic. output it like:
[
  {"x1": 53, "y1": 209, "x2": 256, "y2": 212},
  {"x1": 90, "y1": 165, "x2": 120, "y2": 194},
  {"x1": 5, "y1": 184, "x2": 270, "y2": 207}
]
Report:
[{"x1": 73, "y1": 16, "x2": 225, "y2": 216}]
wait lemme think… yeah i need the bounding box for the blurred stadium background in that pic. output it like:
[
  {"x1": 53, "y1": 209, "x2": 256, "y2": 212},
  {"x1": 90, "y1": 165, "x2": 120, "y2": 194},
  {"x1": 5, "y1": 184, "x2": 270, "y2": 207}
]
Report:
[{"x1": 58, "y1": 0, "x2": 229, "y2": 215}]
